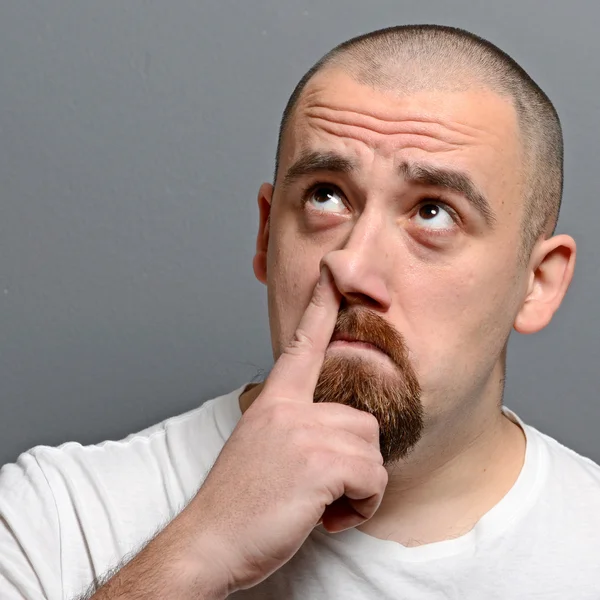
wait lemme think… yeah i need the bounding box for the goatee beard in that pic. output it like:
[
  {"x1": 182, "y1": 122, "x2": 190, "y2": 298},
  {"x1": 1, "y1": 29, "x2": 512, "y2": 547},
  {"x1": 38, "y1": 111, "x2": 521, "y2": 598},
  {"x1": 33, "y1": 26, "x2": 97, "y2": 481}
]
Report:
[{"x1": 313, "y1": 308, "x2": 423, "y2": 464}]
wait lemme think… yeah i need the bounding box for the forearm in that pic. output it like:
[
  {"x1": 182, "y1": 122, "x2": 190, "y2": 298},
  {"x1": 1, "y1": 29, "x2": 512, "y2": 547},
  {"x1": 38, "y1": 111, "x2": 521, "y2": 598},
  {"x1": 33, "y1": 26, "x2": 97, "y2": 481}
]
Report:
[{"x1": 81, "y1": 503, "x2": 231, "y2": 600}]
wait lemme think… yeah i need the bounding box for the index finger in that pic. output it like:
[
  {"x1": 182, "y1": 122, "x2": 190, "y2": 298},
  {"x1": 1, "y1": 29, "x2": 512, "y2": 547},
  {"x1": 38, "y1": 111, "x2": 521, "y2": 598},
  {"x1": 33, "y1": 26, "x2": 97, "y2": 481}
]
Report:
[{"x1": 262, "y1": 265, "x2": 340, "y2": 402}]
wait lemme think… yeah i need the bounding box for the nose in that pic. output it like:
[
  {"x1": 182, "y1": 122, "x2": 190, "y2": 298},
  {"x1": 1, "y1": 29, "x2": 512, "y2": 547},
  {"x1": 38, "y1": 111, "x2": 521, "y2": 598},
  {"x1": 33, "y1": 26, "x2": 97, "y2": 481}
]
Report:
[{"x1": 321, "y1": 212, "x2": 392, "y2": 311}]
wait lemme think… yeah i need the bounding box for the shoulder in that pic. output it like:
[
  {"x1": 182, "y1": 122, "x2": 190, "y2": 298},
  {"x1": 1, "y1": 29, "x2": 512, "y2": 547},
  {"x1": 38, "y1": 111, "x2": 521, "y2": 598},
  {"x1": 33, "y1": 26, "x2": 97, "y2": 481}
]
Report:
[
  {"x1": 519, "y1": 417, "x2": 600, "y2": 528},
  {"x1": 0, "y1": 385, "x2": 244, "y2": 598},
  {"x1": 19, "y1": 384, "x2": 243, "y2": 495},
  {"x1": 530, "y1": 424, "x2": 600, "y2": 487},
  {"x1": 505, "y1": 408, "x2": 600, "y2": 489}
]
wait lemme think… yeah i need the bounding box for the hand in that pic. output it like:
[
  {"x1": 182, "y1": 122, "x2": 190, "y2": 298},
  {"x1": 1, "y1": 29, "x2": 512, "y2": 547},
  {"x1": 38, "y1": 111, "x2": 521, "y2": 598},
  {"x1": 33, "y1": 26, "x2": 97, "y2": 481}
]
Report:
[{"x1": 190, "y1": 266, "x2": 387, "y2": 594}]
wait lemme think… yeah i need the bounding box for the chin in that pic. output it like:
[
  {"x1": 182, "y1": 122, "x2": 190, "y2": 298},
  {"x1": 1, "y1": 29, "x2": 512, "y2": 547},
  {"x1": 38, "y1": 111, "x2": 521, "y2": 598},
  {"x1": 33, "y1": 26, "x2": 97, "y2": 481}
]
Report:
[{"x1": 314, "y1": 353, "x2": 424, "y2": 464}]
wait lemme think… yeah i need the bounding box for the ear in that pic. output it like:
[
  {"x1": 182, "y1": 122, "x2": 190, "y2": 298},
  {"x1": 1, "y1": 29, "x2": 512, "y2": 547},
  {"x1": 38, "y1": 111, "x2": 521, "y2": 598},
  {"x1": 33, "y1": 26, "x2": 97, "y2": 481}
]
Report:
[
  {"x1": 252, "y1": 182, "x2": 273, "y2": 285},
  {"x1": 514, "y1": 234, "x2": 576, "y2": 334}
]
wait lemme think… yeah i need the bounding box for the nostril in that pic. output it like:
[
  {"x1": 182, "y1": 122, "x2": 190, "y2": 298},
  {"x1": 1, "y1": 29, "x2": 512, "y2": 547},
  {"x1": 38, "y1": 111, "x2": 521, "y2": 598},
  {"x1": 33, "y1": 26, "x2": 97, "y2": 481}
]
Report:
[
  {"x1": 322, "y1": 252, "x2": 392, "y2": 311},
  {"x1": 345, "y1": 292, "x2": 384, "y2": 311}
]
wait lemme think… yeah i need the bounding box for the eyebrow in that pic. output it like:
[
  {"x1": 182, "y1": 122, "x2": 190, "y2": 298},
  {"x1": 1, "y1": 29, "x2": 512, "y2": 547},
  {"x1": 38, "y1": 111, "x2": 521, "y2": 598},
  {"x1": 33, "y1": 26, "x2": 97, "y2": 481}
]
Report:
[
  {"x1": 281, "y1": 150, "x2": 496, "y2": 226},
  {"x1": 281, "y1": 150, "x2": 357, "y2": 189}
]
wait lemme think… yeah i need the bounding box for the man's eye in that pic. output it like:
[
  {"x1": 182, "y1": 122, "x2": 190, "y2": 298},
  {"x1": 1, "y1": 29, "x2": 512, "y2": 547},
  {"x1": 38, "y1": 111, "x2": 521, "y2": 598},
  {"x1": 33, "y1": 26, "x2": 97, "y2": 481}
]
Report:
[
  {"x1": 413, "y1": 202, "x2": 455, "y2": 230},
  {"x1": 305, "y1": 186, "x2": 347, "y2": 214}
]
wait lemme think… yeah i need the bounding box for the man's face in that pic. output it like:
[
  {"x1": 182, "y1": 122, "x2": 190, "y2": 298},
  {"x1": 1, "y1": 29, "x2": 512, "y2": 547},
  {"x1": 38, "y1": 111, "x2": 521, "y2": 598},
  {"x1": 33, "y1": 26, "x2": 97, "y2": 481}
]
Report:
[{"x1": 256, "y1": 68, "x2": 530, "y2": 448}]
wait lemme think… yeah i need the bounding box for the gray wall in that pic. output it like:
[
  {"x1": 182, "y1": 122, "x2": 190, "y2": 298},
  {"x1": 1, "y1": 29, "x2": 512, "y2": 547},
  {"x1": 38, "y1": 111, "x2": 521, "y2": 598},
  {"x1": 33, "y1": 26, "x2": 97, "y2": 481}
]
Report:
[{"x1": 1, "y1": 0, "x2": 599, "y2": 467}]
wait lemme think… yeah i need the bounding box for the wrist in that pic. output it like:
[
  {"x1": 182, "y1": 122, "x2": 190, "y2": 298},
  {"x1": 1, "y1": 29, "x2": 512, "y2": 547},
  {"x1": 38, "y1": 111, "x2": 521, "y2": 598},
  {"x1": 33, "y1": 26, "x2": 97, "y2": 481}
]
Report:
[{"x1": 169, "y1": 500, "x2": 236, "y2": 599}]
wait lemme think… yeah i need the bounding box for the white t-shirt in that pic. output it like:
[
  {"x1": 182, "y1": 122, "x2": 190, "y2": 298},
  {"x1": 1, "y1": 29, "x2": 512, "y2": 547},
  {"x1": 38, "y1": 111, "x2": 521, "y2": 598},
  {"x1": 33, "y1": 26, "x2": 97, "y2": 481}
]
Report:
[{"x1": 1, "y1": 385, "x2": 600, "y2": 599}]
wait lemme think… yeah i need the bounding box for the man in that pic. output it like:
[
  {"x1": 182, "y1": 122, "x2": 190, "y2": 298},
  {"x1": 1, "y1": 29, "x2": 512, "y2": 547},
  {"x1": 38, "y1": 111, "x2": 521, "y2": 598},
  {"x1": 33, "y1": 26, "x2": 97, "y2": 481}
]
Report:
[{"x1": 1, "y1": 24, "x2": 599, "y2": 599}]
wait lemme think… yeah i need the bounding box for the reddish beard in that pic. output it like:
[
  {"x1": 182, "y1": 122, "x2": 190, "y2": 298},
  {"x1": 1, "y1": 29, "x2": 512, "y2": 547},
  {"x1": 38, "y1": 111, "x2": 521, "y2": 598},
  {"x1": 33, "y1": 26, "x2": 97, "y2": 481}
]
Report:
[{"x1": 314, "y1": 308, "x2": 423, "y2": 464}]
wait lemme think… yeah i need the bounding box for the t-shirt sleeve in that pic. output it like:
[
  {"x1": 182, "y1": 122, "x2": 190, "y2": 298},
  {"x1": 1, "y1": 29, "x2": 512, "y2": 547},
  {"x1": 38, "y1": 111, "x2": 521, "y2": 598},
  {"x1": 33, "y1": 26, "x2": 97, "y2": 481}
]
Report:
[{"x1": 0, "y1": 452, "x2": 63, "y2": 600}]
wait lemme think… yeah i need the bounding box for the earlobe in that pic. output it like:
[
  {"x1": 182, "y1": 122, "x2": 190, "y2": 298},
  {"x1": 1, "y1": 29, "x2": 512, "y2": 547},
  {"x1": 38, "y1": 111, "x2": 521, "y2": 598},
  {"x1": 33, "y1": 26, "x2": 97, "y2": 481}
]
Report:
[
  {"x1": 514, "y1": 234, "x2": 576, "y2": 334},
  {"x1": 253, "y1": 182, "x2": 274, "y2": 285}
]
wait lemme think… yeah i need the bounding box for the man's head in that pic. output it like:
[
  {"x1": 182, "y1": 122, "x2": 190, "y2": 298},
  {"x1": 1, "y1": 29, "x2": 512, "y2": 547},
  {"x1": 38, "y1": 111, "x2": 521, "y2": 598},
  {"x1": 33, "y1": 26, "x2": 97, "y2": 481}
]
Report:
[{"x1": 252, "y1": 25, "x2": 576, "y2": 462}]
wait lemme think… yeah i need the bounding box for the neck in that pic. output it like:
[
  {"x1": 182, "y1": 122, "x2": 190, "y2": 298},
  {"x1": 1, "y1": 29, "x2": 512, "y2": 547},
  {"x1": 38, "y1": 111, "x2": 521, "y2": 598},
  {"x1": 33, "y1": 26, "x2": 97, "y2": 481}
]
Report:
[
  {"x1": 238, "y1": 378, "x2": 526, "y2": 547},
  {"x1": 360, "y1": 392, "x2": 526, "y2": 546}
]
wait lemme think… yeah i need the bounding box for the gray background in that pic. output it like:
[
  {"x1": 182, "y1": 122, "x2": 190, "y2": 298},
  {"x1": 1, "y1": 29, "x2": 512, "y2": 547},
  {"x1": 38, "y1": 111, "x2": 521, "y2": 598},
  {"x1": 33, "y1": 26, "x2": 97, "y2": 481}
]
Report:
[{"x1": 1, "y1": 0, "x2": 598, "y2": 467}]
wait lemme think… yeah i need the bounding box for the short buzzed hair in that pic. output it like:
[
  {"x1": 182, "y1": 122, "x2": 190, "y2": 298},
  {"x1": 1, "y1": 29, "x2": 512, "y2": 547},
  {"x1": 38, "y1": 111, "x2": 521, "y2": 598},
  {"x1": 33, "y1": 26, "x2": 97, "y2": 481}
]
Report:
[{"x1": 274, "y1": 25, "x2": 563, "y2": 256}]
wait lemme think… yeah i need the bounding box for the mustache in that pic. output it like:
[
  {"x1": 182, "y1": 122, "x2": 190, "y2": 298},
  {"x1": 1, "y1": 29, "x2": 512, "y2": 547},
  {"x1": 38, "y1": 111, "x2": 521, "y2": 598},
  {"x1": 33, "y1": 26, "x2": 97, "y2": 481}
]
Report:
[{"x1": 330, "y1": 308, "x2": 410, "y2": 368}]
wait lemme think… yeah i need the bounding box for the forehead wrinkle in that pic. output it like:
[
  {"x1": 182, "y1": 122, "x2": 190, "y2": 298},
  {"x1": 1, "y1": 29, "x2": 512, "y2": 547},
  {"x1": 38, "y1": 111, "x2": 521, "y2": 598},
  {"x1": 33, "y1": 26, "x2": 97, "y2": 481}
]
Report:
[
  {"x1": 294, "y1": 77, "x2": 511, "y2": 156},
  {"x1": 303, "y1": 113, "x2": 468, "y2": 155},
  {"x1": 304, "y1": 105, "x2": 478, "y2": 148},
  {"x1": 298, "y1": 104, "x2": 504, "y2": 159},
  {"x1": 304, "y1": 104, "x2": 490, "y2": 143}
]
